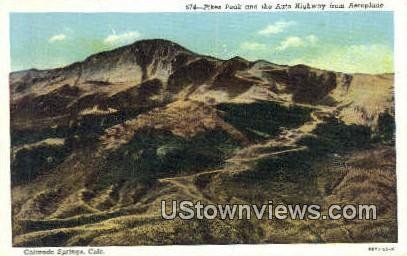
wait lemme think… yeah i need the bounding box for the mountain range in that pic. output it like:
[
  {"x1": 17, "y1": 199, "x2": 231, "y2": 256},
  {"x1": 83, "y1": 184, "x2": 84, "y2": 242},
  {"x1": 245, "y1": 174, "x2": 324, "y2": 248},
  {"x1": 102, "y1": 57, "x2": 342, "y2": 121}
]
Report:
[{"x1": 10, "y1": 39, "x2": 396, "y2": 245}]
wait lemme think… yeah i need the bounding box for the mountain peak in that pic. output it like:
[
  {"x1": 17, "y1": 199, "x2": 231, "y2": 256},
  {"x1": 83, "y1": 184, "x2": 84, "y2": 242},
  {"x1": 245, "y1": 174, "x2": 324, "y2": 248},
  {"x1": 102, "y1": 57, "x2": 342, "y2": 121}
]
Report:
[
  {"x1": 129, "y1": 38, "x2": 190, "y2": 50},
  {"x1": 83, "y1": 38, "x2": 192, "y2": 63}
]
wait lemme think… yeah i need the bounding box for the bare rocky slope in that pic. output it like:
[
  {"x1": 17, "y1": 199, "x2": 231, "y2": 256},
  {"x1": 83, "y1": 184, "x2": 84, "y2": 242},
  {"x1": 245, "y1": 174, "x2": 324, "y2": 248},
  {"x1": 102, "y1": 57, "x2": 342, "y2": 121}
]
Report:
[{"x1": 10, "y1": 39, "x2": 396, "y2": 246}]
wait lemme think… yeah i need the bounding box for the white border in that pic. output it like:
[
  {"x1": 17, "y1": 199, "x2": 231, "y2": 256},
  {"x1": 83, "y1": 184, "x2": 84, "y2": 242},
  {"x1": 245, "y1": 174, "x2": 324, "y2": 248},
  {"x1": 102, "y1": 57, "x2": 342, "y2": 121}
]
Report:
[{"x1": 0, "y1": 0, "x2": 406, "y2": 255}]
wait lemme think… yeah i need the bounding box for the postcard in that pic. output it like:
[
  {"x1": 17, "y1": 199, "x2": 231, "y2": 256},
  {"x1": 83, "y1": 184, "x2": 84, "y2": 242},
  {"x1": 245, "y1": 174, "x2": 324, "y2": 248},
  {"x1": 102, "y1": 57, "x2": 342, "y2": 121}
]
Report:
[{"x1": 1, "y1": 0, "x2": 406, "y2": 255}]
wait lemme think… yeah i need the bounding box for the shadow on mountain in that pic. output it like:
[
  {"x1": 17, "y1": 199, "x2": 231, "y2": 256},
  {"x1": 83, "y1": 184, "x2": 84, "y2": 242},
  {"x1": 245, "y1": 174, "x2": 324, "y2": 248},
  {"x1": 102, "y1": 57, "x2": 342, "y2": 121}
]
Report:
[
  {"x1": 88, "y1": 128, "x2": 241, "y2": 191},
  {"x1": 217, "y1": 101, "x2": 312, "y2": 141},
  {"x1": 298, "y1": 116, "x2": 372, "y2": 153},
  {"x1": 11, "y1": 144, "x2": 71, "y2": 186}
]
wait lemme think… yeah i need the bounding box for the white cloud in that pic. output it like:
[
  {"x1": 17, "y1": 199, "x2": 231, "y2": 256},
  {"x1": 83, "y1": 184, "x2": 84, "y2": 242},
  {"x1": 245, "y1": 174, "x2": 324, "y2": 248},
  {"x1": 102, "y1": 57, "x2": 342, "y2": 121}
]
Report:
[
  {"x1": 276, "y1": 35, "x2": 318, "y2": 51},
  {"x1": 276, "y1": 36, "x2": 304, "y2": 50},
  {"x1": 240, "y1": 41, "x2": 267, "y2": 51},
  {"x1": 103, "y1": 31, "x2": 141, "y2": 45},
  {"x1": 305, "y1": 35, "x2": 318, "y2": 44},
  {"x1": 258, "y1": 21, "x2": 296, "y2": 35},
  {"x1": 287, "y1": 44, "x2": 393, "y2": 74},
  {"x1": 48, "y1": 34, "x2": 67, "y2": 43}
]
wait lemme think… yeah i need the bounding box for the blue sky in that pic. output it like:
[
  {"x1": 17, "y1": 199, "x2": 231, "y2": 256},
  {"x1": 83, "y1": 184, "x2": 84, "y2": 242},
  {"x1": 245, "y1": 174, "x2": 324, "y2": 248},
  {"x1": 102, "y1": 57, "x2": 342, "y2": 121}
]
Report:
[{"x1": 10, "y1": 12, "x2": 393, "y2": 73}]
